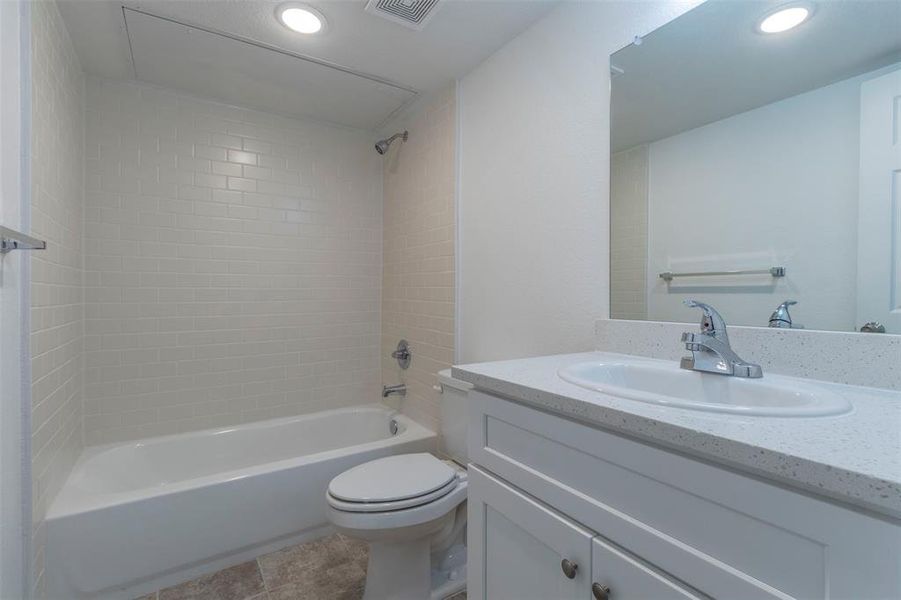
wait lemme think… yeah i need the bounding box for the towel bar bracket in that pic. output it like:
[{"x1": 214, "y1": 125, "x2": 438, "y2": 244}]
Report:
[{"x1": 0, "y1": 226, "x2": 46, "y2": 254}]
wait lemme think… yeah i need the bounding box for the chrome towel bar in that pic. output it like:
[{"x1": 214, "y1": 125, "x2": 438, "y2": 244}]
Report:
[
  {"x1": 0, "y1": 226, "x2": 47, "y2": 254},
  {"x1": 659, "y1": 266, "x2": 785, "y2": 282}
]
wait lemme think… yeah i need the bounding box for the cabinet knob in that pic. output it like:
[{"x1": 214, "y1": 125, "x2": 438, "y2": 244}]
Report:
[
  {"x1": 560, "y1": 558, "x2": 578, "y2": 579},
  {"x1": 592, "y1": 582, "x2": 611, "y2": 599}
]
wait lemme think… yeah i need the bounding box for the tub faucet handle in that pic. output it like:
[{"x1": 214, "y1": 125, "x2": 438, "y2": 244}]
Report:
[{"x1": 391, "y1": 340, "x2": 411, "y2": 369}]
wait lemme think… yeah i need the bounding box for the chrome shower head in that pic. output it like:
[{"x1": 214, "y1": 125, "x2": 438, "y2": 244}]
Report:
[{"x1": 375, "y1": 131, "x2": 408, "y2": 155}]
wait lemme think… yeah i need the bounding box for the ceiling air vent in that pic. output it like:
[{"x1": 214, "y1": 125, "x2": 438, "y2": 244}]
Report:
[{"x1": 364, "y1": 0, "x2": 445, "y2": 31}]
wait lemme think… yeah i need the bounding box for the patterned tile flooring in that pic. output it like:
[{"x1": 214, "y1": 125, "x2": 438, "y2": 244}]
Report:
[{"x1": 135, "y1": 533, "x2": 466, "y2": 600}]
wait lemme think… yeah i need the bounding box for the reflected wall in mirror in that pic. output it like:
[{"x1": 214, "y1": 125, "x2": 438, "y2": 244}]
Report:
[{"x1": 609, "y1": 0, "x2": 901, "y2": 333}]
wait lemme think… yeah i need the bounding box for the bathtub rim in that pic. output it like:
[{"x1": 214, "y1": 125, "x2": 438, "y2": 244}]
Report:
[{"x1": 47, "y1": 404, "x2": 434, "y2": 520}]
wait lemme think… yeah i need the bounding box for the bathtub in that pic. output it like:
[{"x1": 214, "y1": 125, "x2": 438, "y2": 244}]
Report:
[{"x1": 46, "y1": 405, "x2": 435, "y2": 599}]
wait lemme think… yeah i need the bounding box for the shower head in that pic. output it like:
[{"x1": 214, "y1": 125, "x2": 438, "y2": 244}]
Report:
[{"x1": 375, "y1": 131, "x2": 408, "y2": 155}]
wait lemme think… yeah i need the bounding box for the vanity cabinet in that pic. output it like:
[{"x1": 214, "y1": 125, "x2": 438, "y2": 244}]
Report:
[
  {"x1": 469, "y1": 465, "x2": 704, "y2": 600},
  {"x1": 467, "y1": 390, "x2": 901, "y2": 600}
]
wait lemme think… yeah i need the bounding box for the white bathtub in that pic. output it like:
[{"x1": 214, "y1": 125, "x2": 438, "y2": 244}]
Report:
[{"x1": 46, "y1": 405, "x2": 435, "y2": 599}]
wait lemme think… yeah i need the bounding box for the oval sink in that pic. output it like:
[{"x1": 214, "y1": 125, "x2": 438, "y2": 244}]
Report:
[{"x1": 557, "y1": 360, "x2": 852, "y2": 417}]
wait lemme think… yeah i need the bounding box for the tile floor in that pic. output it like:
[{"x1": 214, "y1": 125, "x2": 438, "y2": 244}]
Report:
[{"x1": 135, "y1": 533, "x2": 467, "y2": 600}]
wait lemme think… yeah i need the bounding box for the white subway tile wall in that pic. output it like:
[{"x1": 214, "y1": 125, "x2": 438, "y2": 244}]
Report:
[
  {"x1": 30, "y1": 2, "x2": 85, "y2": 596},
  {"x1": 610, "y1": 145, "x2": 648, "y2": 320},
  {"x1": 82, "y1": 79, "x2": 383, "y2": 445},
  {"x1": 381, "y1": 87, "x2": 456, "y2": 433}
]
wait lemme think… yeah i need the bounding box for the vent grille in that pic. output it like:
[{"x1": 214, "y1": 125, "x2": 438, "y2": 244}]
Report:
[{"x1": 365, "y1": 0, "x2": 445, "y2": 30}]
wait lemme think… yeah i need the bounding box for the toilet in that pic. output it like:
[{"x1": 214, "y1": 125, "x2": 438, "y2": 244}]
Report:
[{"x1": 326, "y1": 369, "x2": 472, "y2": 600}]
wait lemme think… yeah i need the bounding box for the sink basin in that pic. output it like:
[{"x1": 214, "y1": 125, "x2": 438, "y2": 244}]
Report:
[{"x1": 557, "y1": 360, "x2": 852, "y2": 417}]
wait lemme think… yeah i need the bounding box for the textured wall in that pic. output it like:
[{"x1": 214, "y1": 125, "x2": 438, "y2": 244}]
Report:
[
  {"x1": 458, "y1": 1, "x2": 701, "y2": 363},
  {"x1": 82, "y1": 79, "x2": 383, "y2": 445},
  {"x1": 30, "y1": 1, "x2": 85, "y2": 595},
  {"x1": 380, "y1": 87, "x2": 456, "y2": 434},
  {"x1": 645, "y1": 71, "x2": 873, "y2": 331}
]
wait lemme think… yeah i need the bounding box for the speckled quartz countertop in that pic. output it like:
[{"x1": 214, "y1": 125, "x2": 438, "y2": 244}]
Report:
[{"x1": 452, "y1": 352, "x2": 901, "y2": 520}]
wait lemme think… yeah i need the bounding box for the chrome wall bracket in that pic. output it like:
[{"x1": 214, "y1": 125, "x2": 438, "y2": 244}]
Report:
[{"x1": 0, "y1": 226, "x2": 46, "y2": 254}]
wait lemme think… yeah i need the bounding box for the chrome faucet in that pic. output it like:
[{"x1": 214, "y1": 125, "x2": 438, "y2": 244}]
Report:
[
  {"x1": 382, "y1": 384, "x2": 406, "y2": 398},
  {"x1": 680, "y1": 300, "x2": 762, "y2": 378},
  {"x1": 768, "y1": 300, "x2": 797, "y2": 328}
]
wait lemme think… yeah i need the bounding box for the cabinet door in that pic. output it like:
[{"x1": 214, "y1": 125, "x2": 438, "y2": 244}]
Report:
[
  {"x1": 591, "y1": 536, "x2": 707, "y2": 600},
  {"x1": 468, "y1": 466, "x2": 593, "y2": 600}
]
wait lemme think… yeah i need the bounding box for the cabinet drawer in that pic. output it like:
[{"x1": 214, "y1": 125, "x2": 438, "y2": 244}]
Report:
[
  {"x1": 591, "y1": 536, "x2": 706, "y2": 600},
  {"x1": 469, "y1": 391, "x2": 901, "y2": 599}
]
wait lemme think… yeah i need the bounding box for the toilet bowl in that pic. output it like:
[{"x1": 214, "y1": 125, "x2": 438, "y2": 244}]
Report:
[
  {"x1": 327, "y1": 453, "x2": 467, "y2": 600},
  {"x1": 326, "y1": 370, "x2": 472, "y2": 600}
]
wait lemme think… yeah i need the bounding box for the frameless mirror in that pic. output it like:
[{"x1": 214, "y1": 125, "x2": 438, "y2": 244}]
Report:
[{"x1": 609, "y1": 0, "x2": 901, "y2": 333}]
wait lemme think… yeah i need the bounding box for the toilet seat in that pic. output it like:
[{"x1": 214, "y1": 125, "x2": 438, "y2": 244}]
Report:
[
  {"x1": 328, "y1": 453, "x2": 456, "y2": 503},
  {"x1": 327, "y1": 479, "x2": 467, "y2": 532},
  {"x1": 326, "y1": 454, "x2": 468, "y2": 532},
  {"x1": 327, "y1": 477, "x2": 458, "y2": 513}
]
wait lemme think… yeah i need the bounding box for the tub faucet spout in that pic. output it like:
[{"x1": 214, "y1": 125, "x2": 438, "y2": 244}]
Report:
[{"x1": 382, "y1": 384, "x2": 406, "y2": 398}]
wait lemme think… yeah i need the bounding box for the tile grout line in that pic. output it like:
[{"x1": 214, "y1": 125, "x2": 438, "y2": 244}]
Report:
[{"x1": 255, "y1": 557, "x2": 268, "y2": 593}]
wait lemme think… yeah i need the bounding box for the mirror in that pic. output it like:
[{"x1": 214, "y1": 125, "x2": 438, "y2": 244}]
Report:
[{"x1": 609, "y1": 0, "x2": 901, "y2": 333}]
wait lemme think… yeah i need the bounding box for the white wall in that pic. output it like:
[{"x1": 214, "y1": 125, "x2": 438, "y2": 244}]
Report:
[
  {"x1": 82, "y1": 79, "x2": 383, "y2": 445},
  {"x1": 380, "y1": 86, "x2": 456, "y2": 434},
  {"x1": 457, "y1": 1, "x2": 700, "y2": 363},
  {"x1": 644, "y1": 67, "x2": 894, "y2": 331},
  {"x1": 30, "y1": 1, "x2": 84, "y2": 596}
]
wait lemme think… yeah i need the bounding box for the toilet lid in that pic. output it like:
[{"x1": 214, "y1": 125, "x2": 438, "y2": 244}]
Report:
[
  {"x1": 327, "y1": 478, "x2": 459, "y2": 513},
  {"x1": 328, "y1": 453, "x2": 456, "y2": 503}
]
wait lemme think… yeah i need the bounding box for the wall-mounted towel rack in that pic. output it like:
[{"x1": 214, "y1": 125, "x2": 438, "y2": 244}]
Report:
[
  {"x1": 0, "y1": 226, "x2": 47, "y2": 254},
  {"x1": 659, "y1": 266, "x2": 785, "y2": 282}
]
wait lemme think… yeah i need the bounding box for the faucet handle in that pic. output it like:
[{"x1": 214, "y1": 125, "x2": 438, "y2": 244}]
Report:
[
  {"x1": 684, "y1": 299, "x2": 729, "y2": 342},
  {"x1": 681, "y1": 332, "x2": 702, "y2": 351}
]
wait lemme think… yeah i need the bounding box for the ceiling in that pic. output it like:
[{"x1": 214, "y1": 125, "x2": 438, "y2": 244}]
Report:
[
  {"x1": 611, "y1": 0, "x2": 901, "y2": 152},
  {"x1": 58, "y1": 0, "x2": 557, "y2": 130}
]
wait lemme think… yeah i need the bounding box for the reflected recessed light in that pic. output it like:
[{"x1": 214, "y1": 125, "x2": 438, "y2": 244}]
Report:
[
  {"x1": 758, "y1": 4, "x2": 811, "y2": 34},
  {"x1": 277, "y1": 4, "x2": 326, "y2": 35}
]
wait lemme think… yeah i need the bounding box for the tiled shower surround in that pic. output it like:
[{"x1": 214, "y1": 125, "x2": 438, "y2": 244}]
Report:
[
  {"x1": 30, "y1": 1, "x2": 85, "y2": 595},
  {"x1": 381, "y1": 87, "x2": 457, "y2": 433},
  {"x1": 34, "y1": 31, "x2": 460, "y2": 597},
  {"x1": 82, "y1": 79, "x2": 383, "y2": 445}
]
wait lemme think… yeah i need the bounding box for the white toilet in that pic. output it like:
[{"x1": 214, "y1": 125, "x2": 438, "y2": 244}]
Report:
[{"x1": 326, "y1": 369, "x2": 472, "y2": 600}]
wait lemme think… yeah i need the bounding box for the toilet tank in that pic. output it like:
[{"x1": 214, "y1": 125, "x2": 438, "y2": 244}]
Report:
[{"x1": 437, "y1": 369, "x2": 473, "y2": 465}]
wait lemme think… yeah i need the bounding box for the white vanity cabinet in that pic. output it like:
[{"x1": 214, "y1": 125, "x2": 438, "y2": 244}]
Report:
[
  {"x1": 469, "y1": 465, "x2": 705, "y2": 600},
  {"x1": 467, "y1": 390, "x2": 901, "y2": 600}
]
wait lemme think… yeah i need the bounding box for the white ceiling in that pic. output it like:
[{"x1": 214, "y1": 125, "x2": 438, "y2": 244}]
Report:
[
  {"x1": 58, "y1": 0, "x2": 558, "y2": 130},
  {"x1": 611, "y1": 0, "x2": 901, "y2": 152}
]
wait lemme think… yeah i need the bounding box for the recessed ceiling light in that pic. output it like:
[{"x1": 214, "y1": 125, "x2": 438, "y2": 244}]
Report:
[
  {"x1": 277, "y1": 4, "x2": 326, "y2": 35},
  {"x1": 758, "y1": 4, "x2": 812, "y2": 34}
]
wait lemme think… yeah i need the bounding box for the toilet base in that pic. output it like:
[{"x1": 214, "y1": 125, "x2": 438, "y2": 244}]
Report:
[
  {"x1": 364, "y1": 538, "x2": 431, "y2": 600},
  {"x1": 429, "y1": 543, "x2": 467, "y2": 600},
  {"x1": 363, "y1": 539, "x2": 467, "y2": 600}
]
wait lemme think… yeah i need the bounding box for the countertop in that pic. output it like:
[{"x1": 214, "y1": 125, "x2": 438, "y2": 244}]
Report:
[{"x1": 452, "y1": 351, "x2": 901, "y2": 519}]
